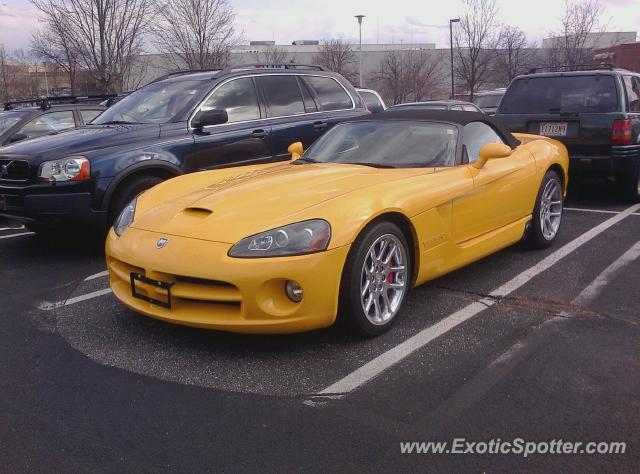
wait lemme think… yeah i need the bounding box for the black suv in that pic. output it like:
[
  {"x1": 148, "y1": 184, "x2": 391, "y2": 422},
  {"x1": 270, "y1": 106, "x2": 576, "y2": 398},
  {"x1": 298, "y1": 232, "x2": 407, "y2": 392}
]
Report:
[
  {"x1": 0, "y1": 65, "x2": 366, "y2": 231},
  {"x1": 495, "y1": 66, "x2": 640, "y2": 201},
  {"x1": 0, "y1": 100, "x2": 106, "y2": 146}
]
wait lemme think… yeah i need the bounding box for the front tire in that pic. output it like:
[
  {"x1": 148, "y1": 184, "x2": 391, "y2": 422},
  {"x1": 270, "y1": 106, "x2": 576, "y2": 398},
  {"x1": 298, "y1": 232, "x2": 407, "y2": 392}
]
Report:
[
  {"x1": 108, "y1": 175, "x2": 164, "y2": 226},
  {"x1": 526, "y1": 170, "x2": 563, "y2": 249},
  {"x1": 339, "y1": 221, "x2": 411, "y2": 337}
]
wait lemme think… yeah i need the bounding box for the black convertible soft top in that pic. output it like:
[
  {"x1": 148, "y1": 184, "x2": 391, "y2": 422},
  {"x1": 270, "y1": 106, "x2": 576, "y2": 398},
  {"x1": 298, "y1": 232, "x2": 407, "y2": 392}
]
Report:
[{"x1": 350, "y1": 109, "x2": 521, "y2": 149}]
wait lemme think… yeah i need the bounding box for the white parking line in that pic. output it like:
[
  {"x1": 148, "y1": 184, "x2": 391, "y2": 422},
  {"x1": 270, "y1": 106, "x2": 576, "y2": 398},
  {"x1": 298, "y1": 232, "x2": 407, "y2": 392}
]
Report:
[
  {"x1": 311, "y1": 203, "x2": 640, "y2": 400},
  {"x1": 572, "y1": 240, "x2": 640, "y2": 308},
  {"x1": 38, "y1": 288, "x2": 113, "y2": 311},
  {"x1": 84, "y1": 270, "x2": 109, "y2": 281},
  {"x1": 0, "y1": 225, "x2": 25, "y2": 231},
  {"x1": 0, "y1": 232, "x2": 35, "y2": 240},
  {"x1": 565, "y1": 207, "x2": 640, "y2": 216}
]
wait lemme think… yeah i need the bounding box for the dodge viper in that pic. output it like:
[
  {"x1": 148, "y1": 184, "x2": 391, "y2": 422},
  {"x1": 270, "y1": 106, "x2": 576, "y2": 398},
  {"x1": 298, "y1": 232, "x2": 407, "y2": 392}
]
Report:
[{"x1": 106, "y1": 110, "x2": 569, "y2": 336}]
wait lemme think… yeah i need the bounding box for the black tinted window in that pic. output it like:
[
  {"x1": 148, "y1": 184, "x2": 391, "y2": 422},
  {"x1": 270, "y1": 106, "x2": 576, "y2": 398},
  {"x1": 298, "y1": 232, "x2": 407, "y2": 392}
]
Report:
[
  {"x1": 305, "y1": 76, "x2": 353, "y2": 111},
  {"x1": 298, "y1": 77, "x2": 318, "y2": 112},
  {"x1": 624, "y1": 76, "x2": 640, "y2": 112},
  {"x1": 202, "y1": 78, "x2": 261, "y2": 123},
  {"x1": 360, "y1": 91, "x2": 385, "y2": 113},
  {"x1": 258, "y1": 76, "x2": 305, "y2": 117},
  {"x1": 500, "y1": 75, "x2": 619, "y2": 114},
  {"x1": 463, "y1": 122, "x2": 504, "y2": 163}
]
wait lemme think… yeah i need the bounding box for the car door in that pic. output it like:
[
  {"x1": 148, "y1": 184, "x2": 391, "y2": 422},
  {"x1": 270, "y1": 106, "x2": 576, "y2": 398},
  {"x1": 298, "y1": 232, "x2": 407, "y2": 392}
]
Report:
[
  {"x1": 254, "y1": 74, "x2": 319, "y2": 160},
  {"x1": 452, "y1": 122, "x2": 537, "y2": 242},
  {"x1": 190, "y1": 77, "x2": 273, "y2": 170},
  {"x1": 302, "y1": 74, "x2": 361, "y2": 133}
]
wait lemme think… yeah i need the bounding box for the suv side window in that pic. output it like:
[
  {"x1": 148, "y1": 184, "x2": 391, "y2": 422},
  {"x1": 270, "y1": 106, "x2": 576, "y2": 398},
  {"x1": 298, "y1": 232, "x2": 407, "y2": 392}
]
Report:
[
  {"x1": 462, "y1": 122, "x2": 504, "y2": 163},
  {"x1": 304, "y1": 76, "x2": 353, "y2": 111},
  {"x1": 201, "y1": 77, "x2": 261, "y2": 123},
  {"x1": 624, "y1": 76, "x2": 640, "y2": 112},
  {"x1": 297, "y1": 77, "x2": 318, "y2": 113},
  {"x1": 20, "y1": 110, "x2": 75, "y2": 137},
  {"x1": 257, "y1": 75, "x2": 305, "y2": 117}
]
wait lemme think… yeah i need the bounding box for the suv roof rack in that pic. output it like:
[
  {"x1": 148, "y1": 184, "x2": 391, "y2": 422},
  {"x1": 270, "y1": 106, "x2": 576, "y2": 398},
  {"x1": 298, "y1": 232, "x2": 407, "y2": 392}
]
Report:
[
  {"x1": 3, "y1": 94, "x2": 117, "y2": 111},
  {"x1": 527, "y1": 63, "x2": 628, "y2": 74},
  {"x1": 224, "y1": 63, "x2": 326, "y2": 73}
]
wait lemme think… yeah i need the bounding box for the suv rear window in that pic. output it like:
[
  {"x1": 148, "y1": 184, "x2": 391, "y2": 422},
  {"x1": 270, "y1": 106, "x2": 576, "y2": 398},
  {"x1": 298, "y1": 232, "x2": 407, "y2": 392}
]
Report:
[
  {"x1": 304, "y1": 76, "x2": 353, "y2": 111},
  {"x1": 499, "y1": 75, "x2": 619, "y2": 114}
]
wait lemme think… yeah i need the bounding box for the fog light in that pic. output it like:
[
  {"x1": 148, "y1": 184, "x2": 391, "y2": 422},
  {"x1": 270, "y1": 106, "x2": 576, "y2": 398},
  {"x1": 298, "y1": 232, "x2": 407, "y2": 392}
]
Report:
[{"x1": 285, "y1": 280, "x2": 303, "y2": 302}]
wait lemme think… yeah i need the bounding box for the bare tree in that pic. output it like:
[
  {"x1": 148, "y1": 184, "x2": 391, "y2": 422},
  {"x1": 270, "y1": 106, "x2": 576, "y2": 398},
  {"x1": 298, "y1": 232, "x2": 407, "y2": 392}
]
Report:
[
  {"x1": 495, "y1": 25, "x2": 532, "y2": 85},
  {"x1": 312, "y1": 39, "x2": 357, "y2": 84},
  {"x1": 548, "y1": 0, "x2": 604, "y2": 66},
  {"x1": 30, "y1": 3, "x2": 80, "y2": 95},
  {"x1": 253, "y1": 45, "x2": 289, "y2": 64},
  {"x1": 454, "y1": 0, "x2": 501, "y2": 100},
  {"x1": 12, "y1": 48, "x2": 41, "y2": 97},
  {"x1": 153, "y1": 0, "x2": 236, "y2": 71},
  {"x1": 31, "y1": 0, "x2": 154, "y2": 93},
  {"x1": 0, "y1": 44, "x2": 10, "y2": 101},
  {"x1": 373, "y1": 49, "x2": 444, "y2": 105}
]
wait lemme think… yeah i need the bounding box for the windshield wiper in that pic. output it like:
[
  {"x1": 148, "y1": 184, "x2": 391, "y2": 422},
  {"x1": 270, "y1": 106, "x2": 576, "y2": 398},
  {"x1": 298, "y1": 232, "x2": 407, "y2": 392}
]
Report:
[
  {"x1": 292, "y1": 157, "x2": 319, "y2": 164},
  {"x1": 100, "y1": 120, "x2": 140, "y2": 125},
  {"x1": 351, "y1": 162, "x2": 396, "y2": 169}
]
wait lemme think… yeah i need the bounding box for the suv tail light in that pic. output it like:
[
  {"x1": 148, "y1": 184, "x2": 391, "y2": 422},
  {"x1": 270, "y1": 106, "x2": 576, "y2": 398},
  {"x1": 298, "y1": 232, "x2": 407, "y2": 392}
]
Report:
[{"x1": 611, "y1": 119, "x2": 633, "y2": 145}]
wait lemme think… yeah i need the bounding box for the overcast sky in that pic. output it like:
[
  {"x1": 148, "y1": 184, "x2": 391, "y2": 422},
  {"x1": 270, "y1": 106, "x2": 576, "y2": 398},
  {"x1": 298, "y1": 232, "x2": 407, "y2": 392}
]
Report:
[{"x1": 1, "y1": 0, "x2": 639, "y2": 52}]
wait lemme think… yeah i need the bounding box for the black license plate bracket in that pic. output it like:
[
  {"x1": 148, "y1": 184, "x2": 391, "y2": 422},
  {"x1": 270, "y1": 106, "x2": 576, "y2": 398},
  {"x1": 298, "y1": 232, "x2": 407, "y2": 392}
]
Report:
[{"x1": 130, "y1": 272, "x2": 174, "y2": 309}]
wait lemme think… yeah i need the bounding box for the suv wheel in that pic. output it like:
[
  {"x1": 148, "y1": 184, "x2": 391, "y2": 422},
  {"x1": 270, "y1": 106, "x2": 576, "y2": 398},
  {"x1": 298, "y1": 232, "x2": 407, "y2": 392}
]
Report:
[{"x1": 109, "y1": 176, "x2": 164, "y2": 226}]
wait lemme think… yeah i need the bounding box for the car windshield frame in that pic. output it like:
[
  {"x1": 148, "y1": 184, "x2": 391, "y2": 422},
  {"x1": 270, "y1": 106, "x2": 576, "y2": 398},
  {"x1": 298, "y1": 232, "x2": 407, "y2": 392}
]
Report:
[
  {"x1": 298, "y1": 119, "x2": 461, "y2": 169},
  {"x1": 0, "y1": 110, "x2": 27, "y2": 135},
  {"x1": 93, "y1": 79, "x2": 212, "y2": 125}
]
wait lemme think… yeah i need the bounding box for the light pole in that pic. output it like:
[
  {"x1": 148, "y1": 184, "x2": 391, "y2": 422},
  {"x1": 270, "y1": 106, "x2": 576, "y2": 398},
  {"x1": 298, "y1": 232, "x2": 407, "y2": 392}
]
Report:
[
  {"x1": 449, "y1": 18, "x2": 460, "y2": 99},
  {"x1": 355, "y1": 15, "x2": 365, "y2": 87}
]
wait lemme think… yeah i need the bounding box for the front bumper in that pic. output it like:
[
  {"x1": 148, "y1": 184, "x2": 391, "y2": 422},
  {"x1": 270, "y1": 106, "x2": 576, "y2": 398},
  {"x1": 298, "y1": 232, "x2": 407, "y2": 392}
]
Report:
[
  {"x1": 106, "y1": 227, "x2": 351, "y2": 334},
  {"x1": 0, "y1": 181, "x2": 107, "y2": 228}
]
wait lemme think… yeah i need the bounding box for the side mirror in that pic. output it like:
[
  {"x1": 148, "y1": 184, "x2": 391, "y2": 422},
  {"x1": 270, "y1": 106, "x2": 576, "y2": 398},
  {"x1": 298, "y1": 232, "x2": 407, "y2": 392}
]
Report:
[
  {"x1": 288, "y1": 141, "x2": 304, "y2": 161},
  {"x1": 7, "y1": 132, "x2": 28, "y2": 144},
  {"x1": 192, "y1": 109, "x2": 228, "y2": 129},
  {"x1": 474, "y1": 143, "x2": 513, "y2": 168}
]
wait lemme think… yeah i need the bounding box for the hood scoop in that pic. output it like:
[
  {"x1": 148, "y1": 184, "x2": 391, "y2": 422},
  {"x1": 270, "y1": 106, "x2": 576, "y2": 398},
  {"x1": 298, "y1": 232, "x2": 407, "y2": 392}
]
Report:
[{"x1": 182, "y1": 207, "x2": 213, "y2": 218}]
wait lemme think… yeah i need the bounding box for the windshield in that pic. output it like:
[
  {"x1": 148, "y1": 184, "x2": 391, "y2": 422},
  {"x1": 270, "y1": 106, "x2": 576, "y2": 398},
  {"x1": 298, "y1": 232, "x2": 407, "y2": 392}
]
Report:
[
  {"x1": 499, "y1": 75, "x2": 618, "y2": 114},
  {"x1": 300, "y1": 121, "x2": 458, "y2": 168},
  {"x1": 0, "y1": 111, "x2": 26, "y2": 134},
  {"x1": 474, "y1": 94, "x2": 502, "y2": 108},
  {"x1": 93, "y1": 80, "x2": 209, "y2": 124}
]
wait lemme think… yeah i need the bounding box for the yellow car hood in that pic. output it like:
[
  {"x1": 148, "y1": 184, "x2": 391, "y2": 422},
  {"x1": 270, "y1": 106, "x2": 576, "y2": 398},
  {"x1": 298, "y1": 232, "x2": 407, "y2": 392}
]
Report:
[{"x1": 131, "y1": 162, "x2": 434, "y2": 243}]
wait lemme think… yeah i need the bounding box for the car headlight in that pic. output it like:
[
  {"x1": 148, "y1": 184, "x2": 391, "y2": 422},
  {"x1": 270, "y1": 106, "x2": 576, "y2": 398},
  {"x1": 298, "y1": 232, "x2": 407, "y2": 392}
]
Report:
[
  {"x1": 228, "y1": 219, "x2": 331, "y2": 258},
  {"x1": 113, "y1": 197, "x2": 137, "y2": 236},
  {"x1": 39, "y1": 156, "x2": 90, "y2": 182}
]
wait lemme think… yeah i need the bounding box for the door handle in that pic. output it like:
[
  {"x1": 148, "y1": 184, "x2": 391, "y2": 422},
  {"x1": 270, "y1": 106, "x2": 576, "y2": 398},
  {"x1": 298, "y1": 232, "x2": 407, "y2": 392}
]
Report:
[
  {"x1": 313, "y1": 121, "x2": 328, "y2": 130},
  {"x1": 252, "y1": 129, "x2": 268, "y2": 138}
]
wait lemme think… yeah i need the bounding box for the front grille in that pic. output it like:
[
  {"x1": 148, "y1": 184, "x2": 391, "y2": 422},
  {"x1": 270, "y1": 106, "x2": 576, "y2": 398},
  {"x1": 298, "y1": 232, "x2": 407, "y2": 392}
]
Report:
[
  {"x1": 0, "y1": 159, "x2": 30, "y2": 182},
  {"x1": 108, "y1": 258, "x2": 242, "y2": 315}
]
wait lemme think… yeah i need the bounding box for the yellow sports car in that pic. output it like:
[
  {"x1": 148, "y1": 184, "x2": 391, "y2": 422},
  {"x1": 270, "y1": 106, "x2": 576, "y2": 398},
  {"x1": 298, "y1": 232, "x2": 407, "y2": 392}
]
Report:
[{"x1": 106, "y1": 110, "x2": 568, "y2": 336}]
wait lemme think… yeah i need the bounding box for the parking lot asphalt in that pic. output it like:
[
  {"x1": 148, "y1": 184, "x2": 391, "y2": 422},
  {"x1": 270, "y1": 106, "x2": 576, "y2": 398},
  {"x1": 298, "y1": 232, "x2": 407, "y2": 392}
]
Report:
[{"x1": 1, "y1": 179, "x2": 639, "y2": 473}]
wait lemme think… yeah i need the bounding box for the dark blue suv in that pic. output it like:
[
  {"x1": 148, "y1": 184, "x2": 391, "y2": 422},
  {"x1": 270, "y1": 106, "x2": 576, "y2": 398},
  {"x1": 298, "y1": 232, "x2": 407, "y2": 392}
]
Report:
[{"x1": 0, "y1": 65, "x2": 367, "y2": 231}]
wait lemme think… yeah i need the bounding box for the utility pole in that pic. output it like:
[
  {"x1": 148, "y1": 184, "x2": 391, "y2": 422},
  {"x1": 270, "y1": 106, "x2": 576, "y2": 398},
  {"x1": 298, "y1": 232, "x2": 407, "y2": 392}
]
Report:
[
  {"x1": 449, "y1": 18, "x2": 460, "y2": 99},
  {"x1": 355, "y1": 15, "x2": 365, "y2": 87}
]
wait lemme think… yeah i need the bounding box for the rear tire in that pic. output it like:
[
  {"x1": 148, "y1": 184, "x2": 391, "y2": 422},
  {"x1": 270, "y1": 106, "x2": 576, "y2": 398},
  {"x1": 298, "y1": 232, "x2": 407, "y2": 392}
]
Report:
[
  {"x1": 339, "y1": 221, "x2": 411, "y2": 337},
  {"x1": 108, "y1": 175, "x2": 164, "y2": 226},
  {"x1": 616, "y1": 164, "x2": 640, "y2": 203},
  {"x1": 526, "y1": 170, "x2": 563, "y2": 249}
]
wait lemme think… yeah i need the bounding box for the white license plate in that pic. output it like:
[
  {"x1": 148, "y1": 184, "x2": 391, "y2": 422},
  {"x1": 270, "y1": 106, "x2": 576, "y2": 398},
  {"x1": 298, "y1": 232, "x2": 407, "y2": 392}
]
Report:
[{"x1": 540, "y1": 122, "x2": 568, "y2": 136}]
